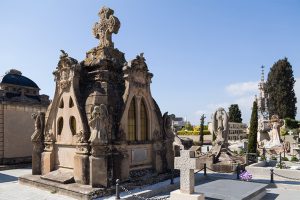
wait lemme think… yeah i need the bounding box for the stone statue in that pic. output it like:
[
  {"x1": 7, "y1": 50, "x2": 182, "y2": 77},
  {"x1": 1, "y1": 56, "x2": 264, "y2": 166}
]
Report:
[
  {"x1": 264, "y1": 115, "x2": 283, "y2": 148},
  {"x1": 212, "y1": 108, "x2": 229, "y2": 145},
  {"x1": 210, "y1": 108, "x2": 229, "y2": 158},
  {"x1": 31, "y1": 112, "x2": 45, "y2": 142},
  {"x1": 93, "y1": 7, "x2": 120, "y2": 48},
  {"x1": 89, "y1": 104, "x2": 109, "y2": 144},
  {"x1": 163, "y1": 112, "x2": 175, "y2": 170}
]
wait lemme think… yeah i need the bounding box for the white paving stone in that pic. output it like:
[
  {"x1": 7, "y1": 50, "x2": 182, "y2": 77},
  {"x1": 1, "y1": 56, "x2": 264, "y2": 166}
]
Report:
[{"x1": 0, "y1": 168, "x2": 74, "y2": 200}]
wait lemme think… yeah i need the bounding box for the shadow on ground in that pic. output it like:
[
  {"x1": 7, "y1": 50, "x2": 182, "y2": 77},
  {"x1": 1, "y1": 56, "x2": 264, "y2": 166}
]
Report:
[{"x1": 0, "y1": 173, "x2": 18, "y2": 183}]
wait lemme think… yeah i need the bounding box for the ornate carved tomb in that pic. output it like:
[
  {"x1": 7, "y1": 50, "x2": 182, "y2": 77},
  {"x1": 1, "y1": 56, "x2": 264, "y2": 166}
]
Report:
[{"x1": 20, "y1": 6, "x2": 175, "y2": 197}]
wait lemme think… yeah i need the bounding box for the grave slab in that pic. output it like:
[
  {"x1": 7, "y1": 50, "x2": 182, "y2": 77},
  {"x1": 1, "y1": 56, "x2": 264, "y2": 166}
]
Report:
[{"x1": 195, "y1": 179, "x2": 267, "y2": 200}]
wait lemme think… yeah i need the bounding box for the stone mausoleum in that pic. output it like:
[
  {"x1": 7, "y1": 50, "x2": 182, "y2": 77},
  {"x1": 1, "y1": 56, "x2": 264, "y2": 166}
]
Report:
[
  {"x1": 24, "y1": 6, "x2": 174, "y2": 192},
  {"x1": 0, "y1": 69, "x2": 49, "y2": 165}
]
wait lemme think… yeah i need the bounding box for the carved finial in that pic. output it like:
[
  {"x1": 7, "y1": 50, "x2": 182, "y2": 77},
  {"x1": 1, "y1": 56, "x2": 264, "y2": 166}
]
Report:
[
  {"x1": 261, "y1": 65, "x2": 265, "y2": 82},
  {"x1": 92, "y1": 7, "x2": 120, "y2": 48},
  {"x1": 60, "y1": 50, "x2": 68, "y2": 59}
]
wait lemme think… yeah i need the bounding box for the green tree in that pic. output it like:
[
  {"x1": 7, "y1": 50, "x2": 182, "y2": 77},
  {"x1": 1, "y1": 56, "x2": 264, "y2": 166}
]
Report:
[
  {"x1": 228, "y1": 104, "x2": 242, "y2": 123},
  {"x1": 266, "y1": 58, "x2": 297, "y2": 119},
  {"x1": 248, "y1": 101, "x2": 258, "y2": 153},
  {"x1": 199, "y1": 114, "x2": 206, "y2": 145}
]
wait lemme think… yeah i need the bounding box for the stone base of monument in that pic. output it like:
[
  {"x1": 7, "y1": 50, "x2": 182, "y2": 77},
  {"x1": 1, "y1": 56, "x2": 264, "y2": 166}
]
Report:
[
  {"x1": 208, "y1": 148, "x2": 246, "y2": 173},
  {"x1": 195, "y1": 179, "x2": 267, "y2": 200},
  {"x1": 19, "y1": 171, "x2": 175, "y2": 200},
  {"x1": 170, "y1": 190, "x2": 205, "y2": 200},
  {"x1": 41, "y1": 169, "x2": 75, "y2": 184},
  {"x1": 19, "y1": 174, "x2": 110, "y2": 200}
]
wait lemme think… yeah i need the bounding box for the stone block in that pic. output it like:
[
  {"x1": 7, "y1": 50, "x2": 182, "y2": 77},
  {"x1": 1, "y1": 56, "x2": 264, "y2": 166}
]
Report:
[
  {"x1": 170, "y1": 190, "x2": 205, "y2": 200},
  {"x1": 32, "y1": 151, "x2": 42, "y2": 175},
  {"x1": 74, "y1": 154, "x2": 89, "y2": 185},
  {"x1": 41, "y1": 151, "x2": 55, "y2": 175},
  {"x1": 89, "y1": 156, "x2": 108, "y2": 187}
]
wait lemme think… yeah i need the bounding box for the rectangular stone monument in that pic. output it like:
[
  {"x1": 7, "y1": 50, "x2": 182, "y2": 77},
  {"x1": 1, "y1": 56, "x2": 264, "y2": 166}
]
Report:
[{"x1": 169, "y1": 150, "x2": 205, "y2": 200}]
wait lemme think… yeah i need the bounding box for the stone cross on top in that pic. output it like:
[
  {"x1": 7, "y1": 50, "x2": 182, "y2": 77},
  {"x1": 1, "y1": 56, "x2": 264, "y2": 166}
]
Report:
[
  {"x1": 93, "y1": 7, "x2": 120, "y2": 48},
  {"x1": 174, "y1": 150, "x2": 201, "y2": 194}
]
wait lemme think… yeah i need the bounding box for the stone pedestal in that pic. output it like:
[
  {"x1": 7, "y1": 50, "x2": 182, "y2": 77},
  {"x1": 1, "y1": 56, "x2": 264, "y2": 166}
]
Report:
[
  {"x1": 116, "y1": 145, "x2": 130, "y2": 181},
  {"x1": 74, "y1": 154, "x2": 89, "y2": 184},
  {"x1": 90, "y1": 155, "x2": 108, "y2": 187},
  {"x1": 32, "y1": 142, "x2": 43, "y2": 175},
  {"x1": 41, "y1": 141, "x2": 55, "y2": 175},
  {"x1": 41, "y1": 151, "x2": 54, "y2": 175},
  {"x1": 170, "y1": 190, "x2": 205, "y2": 200},
  {"x1": 74, "y1": 143, "x2": 90, "y2": 185}
]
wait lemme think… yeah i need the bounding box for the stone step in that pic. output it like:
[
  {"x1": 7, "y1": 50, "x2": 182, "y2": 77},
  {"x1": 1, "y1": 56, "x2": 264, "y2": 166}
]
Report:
[{"x1": 41, "y1": 170, "x2": 75, "y2": 184}]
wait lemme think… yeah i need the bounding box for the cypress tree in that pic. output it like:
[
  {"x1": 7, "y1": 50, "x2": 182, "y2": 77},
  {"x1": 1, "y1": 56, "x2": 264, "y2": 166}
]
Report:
[
  {"x1": 248, "y1": 101, "x2": 258, "y2": 153},
  {"x1": 266, "y1": 58, "x2": 297, "y2": 119},
  {"x1": 199, "y1": 114, "x2": 206, "y2": 145},
  {"x1": 228, "y1": 104, "x2": 242, "y2": 123}
]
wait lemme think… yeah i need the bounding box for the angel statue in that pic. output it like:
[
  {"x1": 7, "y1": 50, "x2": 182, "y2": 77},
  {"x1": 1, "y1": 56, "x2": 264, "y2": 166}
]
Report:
[
  {"x1": 88, "y1": 104, "x2": 109, "y2": 145},
  {"x1": 212, "y1": 107, "x2": 229, "y2": 145}
]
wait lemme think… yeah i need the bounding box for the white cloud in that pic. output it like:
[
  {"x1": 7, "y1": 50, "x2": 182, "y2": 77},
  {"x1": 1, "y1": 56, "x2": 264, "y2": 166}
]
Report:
[
  {"x1": 195, "y1": 102, "x2": 229, "y2": 122},
  {"x1": 225, "y1": 81, "x2": 258, "y2": 96}
]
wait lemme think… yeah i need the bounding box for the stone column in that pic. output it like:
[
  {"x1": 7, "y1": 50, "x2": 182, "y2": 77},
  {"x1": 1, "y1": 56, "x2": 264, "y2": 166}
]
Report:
[
  {"x1": 89, "y1": 145, "x2": 110, "y2": 187},
  {"x1": 153, "y1": 142, "x2": 163, "y2": 173},
  {"x1": 74, "y1": 142, "x2": 90, "y2": 185},
  {"x1": 115, "y1": 144, "x2": 129, "y2": 181},
  {"x1": 41, "y1": 141, "x2": 55, "y2": 175},
  {"x1": 32, "y1": 142, "x2": 43, "y2": 175}
]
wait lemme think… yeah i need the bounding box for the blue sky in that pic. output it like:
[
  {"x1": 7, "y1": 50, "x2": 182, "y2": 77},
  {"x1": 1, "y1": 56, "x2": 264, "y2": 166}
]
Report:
[{"x1": 0, "y1": 0, "x2": 299, "y2": 125}]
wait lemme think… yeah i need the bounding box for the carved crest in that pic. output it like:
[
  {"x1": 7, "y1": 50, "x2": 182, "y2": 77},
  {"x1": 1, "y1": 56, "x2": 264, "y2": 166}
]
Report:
[
  {"x1": 93, "y1": 7, "x2": 120, "y2": 48},
  {"x1": 53, "y1": 50, "x2": 78, "y2": 90},
  {"x1": 123, "y1": 53, "x2": 153, "y2": 88}
]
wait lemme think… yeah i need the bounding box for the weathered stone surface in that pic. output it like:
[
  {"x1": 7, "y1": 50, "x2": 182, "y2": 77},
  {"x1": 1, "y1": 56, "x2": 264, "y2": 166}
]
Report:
[
  {"x1": 41, "y1": 151, "x2": 54, "y2": 175},
  {"x1": 32, "y1": 142, "x2": 43, "y2": 175},
  {"x1": 24, "y1": 5, "x2": 172, "y2": 191},
  {"x1": 74, "y1": 154, "x2": 89, "y2": 184},
  {"x1": 41, "y1": 169, "x2": 74, "y2": 184},
  {"x1": 170, "y1": 190, "x2": 205, "y2": 200},
  {"x1": 89, "y1": 156, "x2": 108, "y2": 187},
  {"x1": 174, "y1": 150, "x2": 202, "y2": 194}
]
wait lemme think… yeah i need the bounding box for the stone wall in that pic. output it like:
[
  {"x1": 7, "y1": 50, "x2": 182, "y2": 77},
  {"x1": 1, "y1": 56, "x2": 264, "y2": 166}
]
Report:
[
  {"x1": 178, "y1": 135, "x2": 213, "y2": 143},
  {"x1": 1, "y1": 102, "x2": 47, "y2": 164}
]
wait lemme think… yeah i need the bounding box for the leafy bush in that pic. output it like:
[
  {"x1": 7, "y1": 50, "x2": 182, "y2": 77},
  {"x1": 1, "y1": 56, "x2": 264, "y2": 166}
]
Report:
[
  {"x1": 177, "y1": 130, "x2": 211, "y2": 136},
  {"x1": 271, "y1": 156, "x2": 277, "y2": 161},
  {"x1": 290, "y1": 156, "x2": 299, "y2": 162},
  {"x1": 282, "y1": 157, "x2": 289, "y2": 161}
]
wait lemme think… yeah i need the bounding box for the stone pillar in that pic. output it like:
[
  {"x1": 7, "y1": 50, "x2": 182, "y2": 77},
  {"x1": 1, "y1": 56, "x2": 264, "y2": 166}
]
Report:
[
  {"x1": 32, "y1": 142, "x2": 43, "y2": 175},
  {"x1": 115, "y1": 144, "x2": 129, "y2": 181},
  {"x1": 74, "y1": 143, "x2": 90, "y2": 185},
  {"x1": 90, "y1": 145, "x2": 109, "y2": 187},
  {"x1": 153, "y1": 142, "x2": 163, "y2": 173},
  {"x1": 41, "y1": 141, "x2": 55, "y2": 175}
]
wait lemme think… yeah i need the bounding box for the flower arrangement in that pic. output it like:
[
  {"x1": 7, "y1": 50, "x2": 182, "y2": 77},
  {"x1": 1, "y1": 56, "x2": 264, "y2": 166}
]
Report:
[{"x1": 239, "y1": 170, "x2": 252, "y2": 181}]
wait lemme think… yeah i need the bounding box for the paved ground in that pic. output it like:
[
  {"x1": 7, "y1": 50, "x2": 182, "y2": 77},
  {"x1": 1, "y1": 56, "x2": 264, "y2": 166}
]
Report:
[
  {"x1": 0, "y1": 167, "x2": 300, "y2": 199},
  {"x1": 0, "y1": 168, "x2": 74, "y2": 200}
]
